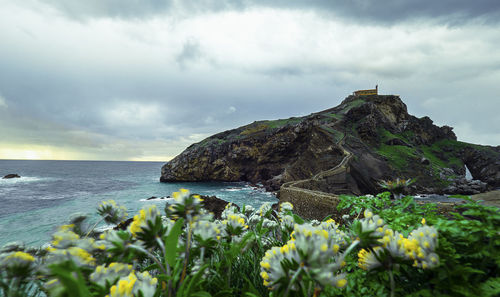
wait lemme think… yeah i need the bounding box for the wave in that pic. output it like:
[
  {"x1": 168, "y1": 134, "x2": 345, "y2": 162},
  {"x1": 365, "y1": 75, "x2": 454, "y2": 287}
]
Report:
[
  {"x1": 222, "y1": 188, "x2": 244, "y2": 192},
  {"x1": 0, "y1": 176, "x2": 54, "y2": 185},
  {"x1": 139, "y1": 197, "x2": 175, "y2": 203}
]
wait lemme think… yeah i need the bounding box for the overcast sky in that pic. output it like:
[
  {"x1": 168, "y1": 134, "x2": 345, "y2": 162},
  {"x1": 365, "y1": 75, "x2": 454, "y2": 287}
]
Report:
[{"x1": 1, "y1": 0, "x2": 499, "y2": 161}]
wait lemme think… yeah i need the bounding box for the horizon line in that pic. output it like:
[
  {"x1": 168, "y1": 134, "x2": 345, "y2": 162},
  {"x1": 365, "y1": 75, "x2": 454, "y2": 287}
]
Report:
[{"x1": 0, "y1": 158, "x2": 167, "y2": 162}]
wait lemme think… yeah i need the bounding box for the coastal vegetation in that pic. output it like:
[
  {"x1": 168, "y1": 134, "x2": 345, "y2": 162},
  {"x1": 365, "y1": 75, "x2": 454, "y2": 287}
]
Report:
[{"x1": 1, "y1": 189, "x2": 498, "y2": 297}]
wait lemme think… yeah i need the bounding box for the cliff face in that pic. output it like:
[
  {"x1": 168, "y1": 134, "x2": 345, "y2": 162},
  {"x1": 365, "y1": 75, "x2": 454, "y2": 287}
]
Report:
[{"x1": 161, "y1": 95, "x2": 500, "y2": 195}]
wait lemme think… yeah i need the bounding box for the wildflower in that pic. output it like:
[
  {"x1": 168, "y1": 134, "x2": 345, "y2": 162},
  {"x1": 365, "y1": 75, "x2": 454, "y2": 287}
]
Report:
[
  {"x1": 260, "y1": 223, "x2": 346, "y2": 292},
  {"x1": 353, "y1": 209, "x2": 388, "y2": 248},
  {"x1": 0, "y1": 251, "x2": 36, "y2": 268},
  {"x1": 379, "y1": 178, "x2": 414, "y2": 199},
  {"x1": 129, "y1": 205, "x2": 161, "y2": 237},
  {"x1": 262, "y1": 218, "x2": 278, "y2": 229},
  {"x1": 98, "y1": 200, "x2": 128, "y2": 224},
  {"x1": 223, "y1": 213, "x2": 248, "y2": 236},
  {"x1": 355, "y1": 214, "x2": 439, "y2": 271},
  {"x1": 128, "y1": 205, "x2": 165, "y2": 248},
  {"x1": 407, "y1": 225, "x2": 439, "y2": 269},
  {"x1": 358, "y1": 247, "x2": 383, "y2": 271},
  {"x1": 193, "y1": 220, "x2": 224, "y2": 247},
  {"x1": 45, "y1": 246, "x2": 96, "y2": 267},
  {"x1": 320, "y1": 219, "x2": 349, "y2": 248},
  {"x1": 279, "y1": 202, "x2": 293, "y2": 213},
  {"x1": 243, "y1": 205, "x2": 255, "y2": 216},
  {"x1": 248, "y1": 214, "x2": 262, "y2": 227},
  {"x1": 221, "y1": 203, "x2": 240, "y2": 219},
  {"x1": 107, "y1": 271, "x2": 157, "y2": 297},
  {"x1": 279, "y1": 215, "x2": 295, "y2": 232},
  {"x1": 258, "y1": 202, "x2": 272, "y2": 218},
  {"x1": 259, "y1": 247, "x2": 288, "y2": 289},
  {"x1": 50, "y1": 225, "x2": 80, "y2": 249},
  {"x1": 98, "y1": 230, "x2": 136, "y2": 258},
  {"x1": 91, "y1": 262, "x2": 133, "y2": 287},
  {"x1": 166, "y1": 189, "x2": 204, "y2": 220}
]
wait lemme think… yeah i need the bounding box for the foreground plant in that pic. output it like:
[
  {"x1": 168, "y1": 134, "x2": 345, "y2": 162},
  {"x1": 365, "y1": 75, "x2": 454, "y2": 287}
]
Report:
[
  {"x1": 379, "y1": 178, "x2": 414, "y2": 199},
  {"x1": 2, "y1": 187, "x2": 497, "y2": 297},
  {"x1": 354, "y1": 210, "x2": 439, "y2": 297}
]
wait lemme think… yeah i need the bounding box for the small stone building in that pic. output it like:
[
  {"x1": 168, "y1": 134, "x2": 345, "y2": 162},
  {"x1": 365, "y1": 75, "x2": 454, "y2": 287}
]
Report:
[{"x1": 353, "y1": 85, "x2": 378, "y2": 96}]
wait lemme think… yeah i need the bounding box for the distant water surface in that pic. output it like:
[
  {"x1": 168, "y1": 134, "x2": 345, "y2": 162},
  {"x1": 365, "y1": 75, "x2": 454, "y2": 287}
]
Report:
[{"x1": 0, "y1": 160, "x2": 277, "y2": 247}]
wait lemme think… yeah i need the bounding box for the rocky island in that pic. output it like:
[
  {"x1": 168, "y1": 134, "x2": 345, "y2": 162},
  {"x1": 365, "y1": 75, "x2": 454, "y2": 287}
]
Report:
[{"x1": 161, "y1": 94, "x2": 500, "y2": 201}]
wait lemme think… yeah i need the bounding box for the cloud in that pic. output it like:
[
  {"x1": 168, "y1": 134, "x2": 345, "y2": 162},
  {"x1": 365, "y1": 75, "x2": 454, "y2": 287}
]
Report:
[
  {"x1": 0, "y1": 94, "x2": 7, "y2": 108},
  {"x1": 37, "y1": 0, "x2": 500, "y2": 25},
  {"x1": 0, "y1": 0, "x2": 499, "y2": 162},
  {"x1": 176, "y1": 39, "x2": 204, "y2": 69}
]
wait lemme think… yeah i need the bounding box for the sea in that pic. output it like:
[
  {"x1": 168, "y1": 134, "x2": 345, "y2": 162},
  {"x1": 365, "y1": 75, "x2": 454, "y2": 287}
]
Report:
[{"x1": 0, "y1": 160, "x2": 277, "y2": 248}]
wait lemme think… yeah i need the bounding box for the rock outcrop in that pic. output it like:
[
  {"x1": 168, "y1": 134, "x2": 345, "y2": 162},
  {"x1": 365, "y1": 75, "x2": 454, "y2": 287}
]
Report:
[
  {"x1": 200, "y1": 195, "x2": 239, "y2": 219},
  {"x1": 3, "y1": 174, "x2": 20, "y2": 179},
  {"x1": 161, "y1": 95, "x2": 500, "y2": 196}
]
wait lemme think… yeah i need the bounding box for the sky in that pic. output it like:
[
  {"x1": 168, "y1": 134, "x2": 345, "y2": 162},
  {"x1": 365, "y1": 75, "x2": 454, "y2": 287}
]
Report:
[{"x1": 0, "y1": 0, "x2": 499, "y2": 161}]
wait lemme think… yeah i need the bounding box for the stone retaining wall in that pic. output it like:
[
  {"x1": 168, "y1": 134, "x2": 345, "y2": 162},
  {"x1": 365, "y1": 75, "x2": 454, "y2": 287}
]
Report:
[{"x1": 279, "y1": 186, "x2": 341, "y2": 220}]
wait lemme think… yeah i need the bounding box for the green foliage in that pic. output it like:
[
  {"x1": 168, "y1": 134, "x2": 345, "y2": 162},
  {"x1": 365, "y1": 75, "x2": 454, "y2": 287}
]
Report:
[
  {"x1": 376, "y1": 144, "x2": 418, "y2": 169},
  {"x1": 1, "y1": 189, "x2": 498, "y2": 297},
  {"x1": 341, "y1": 99, "x2": 365, "y2": 114},
  {"x1": 266, "y1": 118, "x2": 303, "y2": 129},
  {"x1": 240, "y1": 124, "x2": 269, "y2": 136},
  {"x1": 337, "y1": 194, "x2": 500, "y2": 296}
]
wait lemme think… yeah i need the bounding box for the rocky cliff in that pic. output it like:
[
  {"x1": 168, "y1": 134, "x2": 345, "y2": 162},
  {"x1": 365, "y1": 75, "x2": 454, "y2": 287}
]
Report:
[{"x1": 161, "y1": 95, "x2": 500, "y2": 195}]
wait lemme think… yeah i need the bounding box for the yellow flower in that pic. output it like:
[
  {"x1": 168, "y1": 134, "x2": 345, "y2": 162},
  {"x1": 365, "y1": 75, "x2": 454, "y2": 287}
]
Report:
[
  {"x1": 5, "y1": 251, "x2": 35, "y2": 262},
  {"x1": 336, "y1": 279, "x2": 347, "y2": 288}
]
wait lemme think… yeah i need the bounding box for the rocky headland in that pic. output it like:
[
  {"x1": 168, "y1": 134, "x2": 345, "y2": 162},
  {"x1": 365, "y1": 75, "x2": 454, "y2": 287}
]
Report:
[{"x1": 160, "y1": 95, "x2": 500, "y2": 198}]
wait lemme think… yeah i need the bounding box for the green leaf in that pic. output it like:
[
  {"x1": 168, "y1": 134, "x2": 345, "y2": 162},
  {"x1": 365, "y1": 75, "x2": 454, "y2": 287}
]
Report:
[
  {"x1": 49, "y1": 263, "x2": 91, "y2": 297},
  {"x1": 190, "y1": 292, "x2": 212, "y2": 297},
  {"x1": 322, "y1": 215, "x2": 333, "y2": 222},
  {"x1": 184, "y1": 264, "x2": 210, "y2": 296},
  {"x1": 165, "y1": 218, "x2": 184, "y2": 267},
  {"x1": 292, "y1": 214, "x2": 304, "y2": 224},
  {"x1": 213, "y1": 289, "x2": 234, "y2": 297},
  {"x1": 479, "y1": 277, "x2": 500, "y2": 297}
]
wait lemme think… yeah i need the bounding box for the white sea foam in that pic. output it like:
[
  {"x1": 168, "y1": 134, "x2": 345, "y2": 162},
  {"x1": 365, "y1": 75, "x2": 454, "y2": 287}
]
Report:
[
  {"x1": 222, "y1": 188, "x2": 243, "y2": 192},
  {"x1": 0, "y1": 176, "x2": 52, "y2": 185},
  {"x1": 139, "y1": 197, "x2": 175, "y2": 203}
]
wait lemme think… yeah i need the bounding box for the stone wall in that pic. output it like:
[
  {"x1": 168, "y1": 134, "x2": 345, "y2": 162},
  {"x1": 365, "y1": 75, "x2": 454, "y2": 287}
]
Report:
[{"x1": 279, "y1": 186, "x2": 341, "y2": 221}]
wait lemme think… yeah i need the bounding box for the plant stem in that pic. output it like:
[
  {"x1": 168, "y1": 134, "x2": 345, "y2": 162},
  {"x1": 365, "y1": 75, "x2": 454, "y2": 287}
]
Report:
[
  {"x1": 84, "y1": 215, "x2": 108, "y2": 238},
  {"x1": 388, "y1": 268, "x2": 395, "y2": 297},
  {"x1": 344, "y1": 239, "x2": 360, "y2": 255},
  {"x1": 180, "y1": 223, "x2": 193, "y2": 285},
  {"x1": 128, "y1": 244, "x2": 167, "y2": 275},
  {"x1": 155, "y1": 237, "x2": 173, "y2": 297},
  {"x1": 284, "y1": 267, "x2": 303, "y2": 297}
]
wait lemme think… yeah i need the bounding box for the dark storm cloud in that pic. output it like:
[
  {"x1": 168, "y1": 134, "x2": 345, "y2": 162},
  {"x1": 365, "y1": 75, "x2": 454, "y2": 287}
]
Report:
[
  {"x1": 41, "y1": 0, "x2": 500, "y2": 24},
  {"x1": 1, "y1": 0, "x2": 499, "y2": 161}
]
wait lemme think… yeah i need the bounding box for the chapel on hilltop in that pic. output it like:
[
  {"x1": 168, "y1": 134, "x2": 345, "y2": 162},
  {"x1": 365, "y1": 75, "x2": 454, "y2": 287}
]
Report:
[{"x1": 353, "y1": 85, "x2": 378, "y2": 96}]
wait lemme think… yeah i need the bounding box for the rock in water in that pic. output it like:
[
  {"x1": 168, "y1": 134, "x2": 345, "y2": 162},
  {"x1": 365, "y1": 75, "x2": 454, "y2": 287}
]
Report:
[
  {"x1": 160, "y1": 94, "x2": 500, "y2": 195},
  {"x1": 200, "y1": 195, "x2": 239, "y2": 219},
  {"x1": 3, "y1": 174, "x2": 20, "y2": 179}
]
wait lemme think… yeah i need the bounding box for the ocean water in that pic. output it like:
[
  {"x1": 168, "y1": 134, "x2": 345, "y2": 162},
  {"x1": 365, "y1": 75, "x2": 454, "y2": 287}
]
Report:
[{"x1": 0, "y1": 160, "x2": 277, "y2": 247}]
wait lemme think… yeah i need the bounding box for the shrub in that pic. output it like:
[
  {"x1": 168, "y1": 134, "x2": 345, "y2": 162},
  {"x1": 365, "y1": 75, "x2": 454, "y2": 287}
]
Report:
[{"x1": 0, "y1": 190, "x2": 498, "y2": 297}]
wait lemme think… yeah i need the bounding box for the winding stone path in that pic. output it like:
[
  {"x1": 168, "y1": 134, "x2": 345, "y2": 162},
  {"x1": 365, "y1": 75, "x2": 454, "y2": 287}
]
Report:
[{"x1": 279, "y1": 128, "x2": 353, "y2": 219}]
